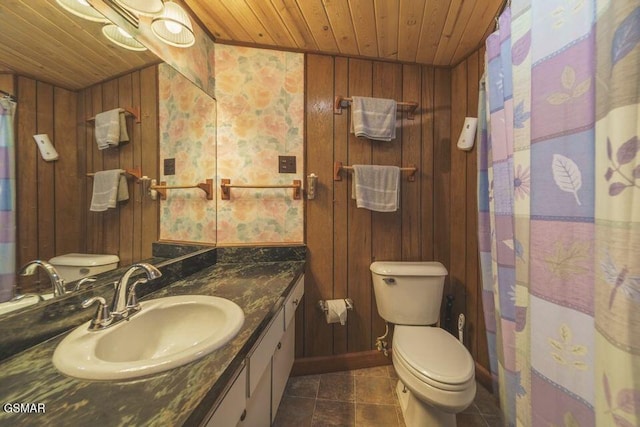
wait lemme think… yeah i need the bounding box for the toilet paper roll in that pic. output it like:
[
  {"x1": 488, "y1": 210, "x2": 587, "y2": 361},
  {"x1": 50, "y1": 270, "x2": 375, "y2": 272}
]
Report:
[{"x1": 325, "y1": 299, "x2": 348, "y2": 325}]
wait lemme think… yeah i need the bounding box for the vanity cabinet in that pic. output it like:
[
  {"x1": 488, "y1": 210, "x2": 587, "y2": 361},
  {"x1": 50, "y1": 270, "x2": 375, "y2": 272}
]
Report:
[{"x1": 203, "y1": 275, "x2": 304, "y2": 427}]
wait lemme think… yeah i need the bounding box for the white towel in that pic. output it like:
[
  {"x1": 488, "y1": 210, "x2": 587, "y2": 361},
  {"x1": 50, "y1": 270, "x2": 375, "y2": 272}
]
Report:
[
  {"x1": 351, "y1": 165, "x2": 400, "y2": 212},
  {"x1": 350, "y1": 96, "x2": 397, "y2": 141},
  {"x1": 94, "y1": 108, "x2": 129, "y2": 150},
  {"x1": 90, "y1": 169, "x2": 129, "y2": 212}
]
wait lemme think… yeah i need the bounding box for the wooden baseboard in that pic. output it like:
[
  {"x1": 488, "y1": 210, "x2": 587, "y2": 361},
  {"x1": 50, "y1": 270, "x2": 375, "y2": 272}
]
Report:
[
  {"x1": 474, "y1": 362, "x2": 493, "y2": 393},
  {"x1": 291, "y1": 350, "x2": 392, "y2": 376}
]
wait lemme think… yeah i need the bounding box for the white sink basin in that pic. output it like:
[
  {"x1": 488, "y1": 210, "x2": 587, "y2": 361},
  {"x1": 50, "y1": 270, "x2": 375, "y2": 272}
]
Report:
[{"x1": 53, "y1": 295, "x2": 244, "y2": 380}]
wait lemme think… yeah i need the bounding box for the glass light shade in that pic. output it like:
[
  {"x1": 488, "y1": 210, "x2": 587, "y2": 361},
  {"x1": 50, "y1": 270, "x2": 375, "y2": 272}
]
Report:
[
  {"x1": 151, "y1": 2, "x2": 195, "y2": 48},
  {"x1": 102, "y1": 24, "x2": 148, "y2": 51},
  {"x1": 116, "y1": 0, "x2": 164, "y2": 15},
  {"x1": 56, "y1": 0, "x2": 110, "y2": 23}
]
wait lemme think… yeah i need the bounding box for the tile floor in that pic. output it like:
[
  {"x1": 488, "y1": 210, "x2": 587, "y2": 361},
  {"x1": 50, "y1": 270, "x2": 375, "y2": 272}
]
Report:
[{"x1": 273, "y1": 365, "x2": 502, "y2": 427}]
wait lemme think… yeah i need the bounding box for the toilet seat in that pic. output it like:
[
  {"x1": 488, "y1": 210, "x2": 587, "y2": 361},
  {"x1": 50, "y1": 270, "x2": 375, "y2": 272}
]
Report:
[{"x1": 393, "y1": 325, "x2": 475, "y2": 392}]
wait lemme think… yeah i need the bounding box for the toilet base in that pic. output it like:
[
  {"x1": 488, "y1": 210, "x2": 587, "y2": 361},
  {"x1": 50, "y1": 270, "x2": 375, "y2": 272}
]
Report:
[{"x1": 396, "y1": 380, "x2": 457, "y2": 427}]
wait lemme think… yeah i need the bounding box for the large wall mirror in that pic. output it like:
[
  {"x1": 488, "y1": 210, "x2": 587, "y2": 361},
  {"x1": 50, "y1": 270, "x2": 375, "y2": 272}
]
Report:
[{"x1": 0, "y1": 0, "x2": 216, "y2": 317}]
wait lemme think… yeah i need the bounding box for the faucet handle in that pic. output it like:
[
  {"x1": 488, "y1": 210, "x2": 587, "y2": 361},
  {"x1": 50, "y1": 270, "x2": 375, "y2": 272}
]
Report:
[
  {"x1": 73, "y1": 277, "x2": 97, "y2": 292},
  {"x1": 125, "y1": 278, "x2": 147, "y2": 311},
  {"x1": 82, "y1": 296, "x2": 113, "y2": 330}
]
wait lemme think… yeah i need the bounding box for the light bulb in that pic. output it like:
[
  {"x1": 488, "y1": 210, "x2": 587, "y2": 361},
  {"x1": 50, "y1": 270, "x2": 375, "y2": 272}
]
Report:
[
  {"x1": 117, "y1": 27, "x2": 133, "y2": 38},
  {"x1": 164, "y1": 20, "x2": 182, "y2": 34}
]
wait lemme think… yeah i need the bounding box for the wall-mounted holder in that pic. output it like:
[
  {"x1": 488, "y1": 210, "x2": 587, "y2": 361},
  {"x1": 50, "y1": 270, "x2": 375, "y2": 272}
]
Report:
[
  {"x1": 148, "y1": 179, "x2": 213, "y2": 200},
  {"x1": 87, "y1": 166, "x2": 142, "y2": 181},
  {"x1": 86, "y1": 106, "x2": 140, "y2": 124},
  {"x1": 318, "y1": 298, "x2": 354, "y2": 314},
  {"x1": 333, "y1": 161, "x2": 417, "y2": 182},
  {"x1": 333, "y1": 95, "x2": 419, "y2": 119},
  {"x1": 220, "y1": 179, "x2": 302, "y2": 200},
  {"x1": 307, "y1": 173, "x2": 318, "y2": 200}
]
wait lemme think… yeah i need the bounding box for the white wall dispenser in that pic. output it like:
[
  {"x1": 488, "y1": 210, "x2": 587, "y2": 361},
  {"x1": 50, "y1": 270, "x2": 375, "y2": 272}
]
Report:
[
  {"x1": 456, "y1": 117, "x2": 478, "y2": 151},
  {"x1": 33, "y1": 134, "x2": 59, "y2": 161}
]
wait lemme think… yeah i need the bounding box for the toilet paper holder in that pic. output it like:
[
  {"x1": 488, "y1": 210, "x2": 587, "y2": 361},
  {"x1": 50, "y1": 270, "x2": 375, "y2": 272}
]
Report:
[{"x1": 318, "y1": 298, "x2": 354, "y2": 313}]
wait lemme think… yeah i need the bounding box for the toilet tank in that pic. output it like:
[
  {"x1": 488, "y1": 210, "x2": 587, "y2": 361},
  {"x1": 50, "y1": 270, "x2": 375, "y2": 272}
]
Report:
[
  {"x1": 49, "y1": 253, "x2": 119, "y2": 283},
  {"x1": 370, "y1": 261, "x2": 448, "y2": 325}
]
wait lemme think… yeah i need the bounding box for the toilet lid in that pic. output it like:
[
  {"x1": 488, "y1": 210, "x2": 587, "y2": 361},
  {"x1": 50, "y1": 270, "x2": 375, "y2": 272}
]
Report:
[{"x1": 393, "y1": 326, "x2": 474, "y2": 387}]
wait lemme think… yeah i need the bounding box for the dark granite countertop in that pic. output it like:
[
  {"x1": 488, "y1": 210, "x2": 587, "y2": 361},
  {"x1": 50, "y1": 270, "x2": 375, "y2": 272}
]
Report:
[{"x1": 0, "y1": 257, "x2": 305, "y2": 427}]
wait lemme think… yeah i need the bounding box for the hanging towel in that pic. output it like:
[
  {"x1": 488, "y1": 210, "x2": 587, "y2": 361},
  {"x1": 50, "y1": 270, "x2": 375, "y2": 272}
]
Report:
[
  {"x1": 351, "y1": 165, "x2": 400, "y2": 212},
  {"x1": 94, "y1": 108, "x2": 129, "y2": 150},
  {"x1": 90, "y1": 169, "x2": 129, "y2": 212},
  {"x1": 350, "y1": 96, "x2": 397, "y2": 141}
]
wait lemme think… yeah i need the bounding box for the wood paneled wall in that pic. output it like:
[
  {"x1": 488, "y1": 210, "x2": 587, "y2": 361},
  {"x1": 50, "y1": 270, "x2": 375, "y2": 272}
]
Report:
[
  {"x1": 7, "y1": 67, "x2": 159, "y2": 293},
  {"x1": 449, "y1": 48, "x2": 490, "y2": 375},
  {"x1": 302, "y1": 49, "x2": 490, "y2": 378}
]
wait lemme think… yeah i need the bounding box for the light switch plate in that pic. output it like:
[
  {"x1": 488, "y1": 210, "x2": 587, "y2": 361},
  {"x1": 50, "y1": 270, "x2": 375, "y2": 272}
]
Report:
[
  {"x1": 278, "y1": 156, "x2": 296, "y2": 173},
  {"x1": 164, "y1": 158, "x2": 175, "y2": 175}
]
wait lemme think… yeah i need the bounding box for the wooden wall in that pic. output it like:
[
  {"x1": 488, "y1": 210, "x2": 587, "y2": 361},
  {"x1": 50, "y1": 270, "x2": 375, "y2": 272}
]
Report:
[
  {"x1": 302, "y1": 49, "x2": 490, "y2": 380},
  {"x1": 449, "y1": 48, "x2": 490, "y2": 377},
  {"x1": 5, "y1": 67, "x2": 159, "y2": 293}
]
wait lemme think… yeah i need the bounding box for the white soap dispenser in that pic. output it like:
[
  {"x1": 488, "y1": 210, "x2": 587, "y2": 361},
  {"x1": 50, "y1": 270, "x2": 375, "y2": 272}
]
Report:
[{"x1": 456, "y1": 117, "x2": 478, "y2": 151}]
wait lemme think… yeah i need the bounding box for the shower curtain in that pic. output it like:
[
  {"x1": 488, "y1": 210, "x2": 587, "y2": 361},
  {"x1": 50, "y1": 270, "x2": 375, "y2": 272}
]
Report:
[
  {"x1": 478, "y1": 0, "x2": 640, "y2": 426},
  {"x1": 0, "y1": 97, "x2": 16, "y2": 303}
]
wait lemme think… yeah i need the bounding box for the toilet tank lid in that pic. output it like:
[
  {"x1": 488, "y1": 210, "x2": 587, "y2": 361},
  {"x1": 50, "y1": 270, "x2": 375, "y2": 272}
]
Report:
[
  {"x1": 49, "y1": 253, "x2": 120, "y2": 267},
  {"x1": 370, "y1": 261, "x2": 448, "y2": 276}
]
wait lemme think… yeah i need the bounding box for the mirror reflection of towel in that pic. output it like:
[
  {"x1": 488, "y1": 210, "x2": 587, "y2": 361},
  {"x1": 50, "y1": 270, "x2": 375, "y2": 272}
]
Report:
[
  {"x1": 90, "y1": 169, "x2": 129, "y2": 212},
  {"x1": 351, "y1": 165, "x2": 400, "y2": 212},
  {"x1": 94, "y1": 108, "x2": 129, "y2": 150}
]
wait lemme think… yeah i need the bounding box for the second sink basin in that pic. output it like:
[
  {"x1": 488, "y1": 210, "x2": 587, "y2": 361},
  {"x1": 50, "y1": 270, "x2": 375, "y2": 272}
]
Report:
[{"x1": 53, "y1": 295, "x2": 244, "y2": 380}]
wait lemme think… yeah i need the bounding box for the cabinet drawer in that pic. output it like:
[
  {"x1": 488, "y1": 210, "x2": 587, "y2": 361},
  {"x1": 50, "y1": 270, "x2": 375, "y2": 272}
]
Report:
[
  {"x1": 205, "y1": 366, "x2": 246, "y2": 427},
  {"x1": 248, "y1": 308, "x2": 284, "y2": 397},
  {"x1": 284, "y1": 275, "x2": 304, "y2": 330}
]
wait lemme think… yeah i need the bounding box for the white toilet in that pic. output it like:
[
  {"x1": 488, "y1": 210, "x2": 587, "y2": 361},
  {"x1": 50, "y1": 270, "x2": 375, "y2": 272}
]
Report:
[
  {"x1": 49, "y1": 253, "x2": 120, "y2": 283},
  {"x1": 370, "y1": 261, "x2": 476, "y2": 427}
]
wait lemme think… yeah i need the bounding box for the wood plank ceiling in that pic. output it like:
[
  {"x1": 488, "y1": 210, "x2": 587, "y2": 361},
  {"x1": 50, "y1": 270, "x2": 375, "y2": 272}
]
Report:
[
  {"x1": 0, "y1": 0, "x2": 158, "y2": 91},
  {"x1": 0, "y1": 0, "x2": 503, "y2": 92},
  {"x1": 185, "y1": 0, "x2": 504, "y2": 66}
]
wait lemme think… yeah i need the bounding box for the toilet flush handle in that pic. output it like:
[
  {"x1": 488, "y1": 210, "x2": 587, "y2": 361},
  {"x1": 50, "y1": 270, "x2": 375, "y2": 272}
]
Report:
[{"x1": 383, "y1": 277, "x2": 396, "y2": 285}]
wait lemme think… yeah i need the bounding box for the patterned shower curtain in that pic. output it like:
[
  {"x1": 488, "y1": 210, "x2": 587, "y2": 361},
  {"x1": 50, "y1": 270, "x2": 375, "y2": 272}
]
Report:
[
  {"x1": 0, "y1": 97, "x2": 16, "y2": 303},
  {"x1": 478, "y1": 0, "x2": 640, "y2": 426}
]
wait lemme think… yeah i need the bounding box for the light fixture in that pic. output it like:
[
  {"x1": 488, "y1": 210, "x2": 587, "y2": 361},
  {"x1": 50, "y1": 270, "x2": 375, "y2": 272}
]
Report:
[
  {"x1": 56, "y1": 0, "x2": 195, "y2": 52},
  {"x1": 151, "y1": 1, "x2": 195, "y2": 48},
  {"x1": 55, "y1": 0, "x2": 110, "y2": 23},
  {"x1": 115, "y1": 0, "x2": 164, "y2": 15},
  {"x1": 102, "y1": 24, "x2": 148, "y2": 51}
]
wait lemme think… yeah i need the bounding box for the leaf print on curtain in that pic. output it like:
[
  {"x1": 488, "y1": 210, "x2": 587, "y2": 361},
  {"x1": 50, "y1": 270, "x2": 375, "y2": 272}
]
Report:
[
  {"x1": 605, "y1": 136, "x2": 640, "y2": 196},
  {"x1": 548, "y1": 324, "x2": 589, "y2": 370},
  {"x1": 552, "y1": 154, "x2": 583, "y2": 205}
]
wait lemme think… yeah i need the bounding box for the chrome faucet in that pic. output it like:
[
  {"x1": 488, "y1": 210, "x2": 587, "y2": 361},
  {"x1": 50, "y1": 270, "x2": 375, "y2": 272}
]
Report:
[
  {"x1": 18, "y1": 260, "x2": 66, "y2": 297},
  {"x1": 82, "y1": 263, "x2": 162, "y2": 330}
]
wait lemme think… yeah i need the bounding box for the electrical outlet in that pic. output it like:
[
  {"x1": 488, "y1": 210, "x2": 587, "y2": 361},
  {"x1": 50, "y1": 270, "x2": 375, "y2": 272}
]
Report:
[
  {"x1": 278, "y1": 156, "x2": 296, "y2": 173},
  {"x1": 164, "y1": 158, "x2": 175, "y2": 175}
]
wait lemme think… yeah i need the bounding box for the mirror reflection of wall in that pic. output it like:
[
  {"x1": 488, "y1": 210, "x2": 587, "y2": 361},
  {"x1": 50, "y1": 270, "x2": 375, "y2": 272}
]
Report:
[{"x1": 0, "y1": 0, "x2": 209, "y2": 304}]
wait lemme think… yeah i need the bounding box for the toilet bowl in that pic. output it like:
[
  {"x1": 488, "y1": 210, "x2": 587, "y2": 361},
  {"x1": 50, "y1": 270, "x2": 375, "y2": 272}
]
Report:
[
  {"x1": 49, "y1": 253, "x2": 119, "y2": 283},
  {"x1": 393, "y1": 325, "x2": 476, "y2": 425},
  {"x1": 370, "y1": 261, "x2": 476, "y2": 427}
]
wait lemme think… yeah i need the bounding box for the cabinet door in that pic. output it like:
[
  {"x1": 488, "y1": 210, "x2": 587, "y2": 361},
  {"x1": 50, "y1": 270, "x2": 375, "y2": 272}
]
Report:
[
  {"x1": 271, "y1": 317, "x2": 295, "y2": 422},
  {"x1": 205, "y1": 366, "x2": 247, "y2": 427},
  {"x1": 240, "y1": 363, "x2": 271, "y2": 427},
  {"x1": 249, "y1": 309, "x2": 284, "y2": 397}
]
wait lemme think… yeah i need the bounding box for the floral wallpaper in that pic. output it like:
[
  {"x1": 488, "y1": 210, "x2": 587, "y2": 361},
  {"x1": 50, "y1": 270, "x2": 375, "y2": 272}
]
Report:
[
  {"x1": 215, "y1": 45, "x2": 304, "y2": 244},
  {"x1": 158, "y1": 63, "x2": 217, "y2": 243}
]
